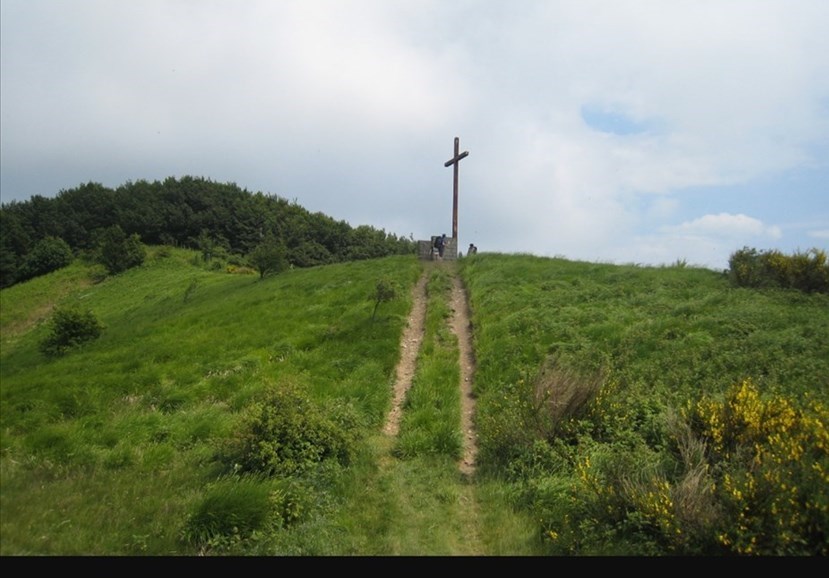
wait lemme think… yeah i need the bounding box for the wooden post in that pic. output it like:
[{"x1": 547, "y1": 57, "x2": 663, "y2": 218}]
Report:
[{"x1": 444, "y1": 137, "x2": 469, "y2": 239}]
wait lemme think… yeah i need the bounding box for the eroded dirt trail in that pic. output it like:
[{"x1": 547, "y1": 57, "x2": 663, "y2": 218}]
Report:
[
  {"x1": 450, "y1": 274, "x2": 478, "y2": 477},
  {"x1": 382, "y1": 273, "x2": 428, "y2": 437},
  {"x1": 374, "y1": 264, "x2": 487, "y2": 555},
  {"x1": 382, "y1": 266, "x2": 478, "y2": 476}
]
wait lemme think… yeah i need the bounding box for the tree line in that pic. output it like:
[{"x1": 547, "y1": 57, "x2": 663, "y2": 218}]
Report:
[{"x1": 0, "y1": 176, "x2": 417, "y2": 288}]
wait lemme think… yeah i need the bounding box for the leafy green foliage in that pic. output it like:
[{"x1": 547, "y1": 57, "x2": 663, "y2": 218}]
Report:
[
  {"x1": 97, "y1": 225, "x2": 146, "y2": 274},
  {"x1": 290, "y1": 240, "x2": 333, "y2": 268},
  {"x1": 223, "y1": 383, "x2": 361, "y2": 477},
  {"x1": 180, "y1": 474, "x2": 316, "y2": 553},
  {"x1": 728, "y1": 246, "x2": 829, "y2": 293},
  {"x1": 371, "y1": 277, "x2": 397, "y2": 319},
  {"x1": 690, "y1": 379, "x2": 828, "y2": 555},
  {"x1": 39, "y1": 306, "x2": 104, "y2": 357},
  {"x1": 0, "y1": 175, "x2": 417, "y2": 288},
  {"x1": 247, "y1": 235, "x2": 288, "y2": 279},
  {"x1": 19, "y1": 236, "x2": 74, "y2": 281},
  {"x1": 459, "y1": 253, "x2": 829, "y2": 555},
  {"x1": 192, "y1": 229, "x2": 229, "y2": 264}
]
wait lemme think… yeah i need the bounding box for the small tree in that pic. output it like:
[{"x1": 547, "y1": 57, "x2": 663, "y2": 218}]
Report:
[
  {"x1": 372, "y1": 278, "x2": 397, "y2": 320},
  {"x1": 39, "y1": 306, "x2": 104, "y2": 357},
  {"x1": 97, "y1": 225, "x2": 146, "y2": 274},
  {"x1": 19, "y1": 236, "x2": 73, "y2": 281},
  {"x1": 248, "y1": 235, "x2": 288, "y2": 279},
  {"x1": 193, "y1": 229, "x2": 229, "y2": 265}
]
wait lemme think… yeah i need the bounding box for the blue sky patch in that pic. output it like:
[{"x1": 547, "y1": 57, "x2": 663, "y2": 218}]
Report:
[{"x1": 581, "y1": 104, "x2": 652, "y2": 135}]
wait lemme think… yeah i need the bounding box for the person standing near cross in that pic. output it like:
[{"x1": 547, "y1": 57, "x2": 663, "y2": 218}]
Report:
[{"x1": 444, "y1": 136, "x2": 469, "y2": 240}]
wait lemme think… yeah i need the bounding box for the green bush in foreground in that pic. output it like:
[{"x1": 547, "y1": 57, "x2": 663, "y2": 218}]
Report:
[
  {"x1": 222, "y1": 382, "x2": 362, "y2": 477},
  {"x1": 39, "y1": 306, "x2": 104, "y2": 357},
  {"x1": 536, "y1": 379, "x2": 829, "y2": 555},
  {"x1": 690, "y1": 379, "x2": 829, "y2": 555}
]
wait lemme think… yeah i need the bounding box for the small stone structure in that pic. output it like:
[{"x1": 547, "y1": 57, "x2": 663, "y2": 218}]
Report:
[{"x1": 418, "y1": 236, "x2": 457, "y2": 261}]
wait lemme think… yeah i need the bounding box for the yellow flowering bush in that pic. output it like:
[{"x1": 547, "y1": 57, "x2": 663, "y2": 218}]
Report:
[{"x1": 692, "y1": 378, "x2": 828, "y2": 555}]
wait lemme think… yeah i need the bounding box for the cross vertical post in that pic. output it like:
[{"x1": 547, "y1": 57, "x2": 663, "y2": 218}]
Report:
[{"x1": 444, "y1": 136, "x2": 469, "y2": 240}]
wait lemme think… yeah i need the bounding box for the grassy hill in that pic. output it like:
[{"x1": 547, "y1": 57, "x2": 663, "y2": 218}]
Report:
[{"x1": 1, "y1": 249, "x2": 827, "y2": 555}]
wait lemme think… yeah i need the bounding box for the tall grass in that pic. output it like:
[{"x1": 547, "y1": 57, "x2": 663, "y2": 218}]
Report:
[
  {"x1": 394, "y1": 265, "x2": 462, "y2": 459},
  {"x1": 1, "y1": 247, "x2": 422, "y2": 554},
  {"x1": 459, "y1": 253, "x2": 829, "y2": 555},
  {"x1": 4, "y1": 248, "x2": 825, "y2": 555}
]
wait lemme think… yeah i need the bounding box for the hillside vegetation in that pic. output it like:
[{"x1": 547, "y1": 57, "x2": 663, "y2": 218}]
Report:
[
  {"x1": 460, "y1": 254, "x2": 828, "y2": 555},
  {"x1": 0, "y1": 176, "x2": 416, "y2": 289},
  {"x1": 1, "y1": 249, "x2": 827, "y2": 555}
]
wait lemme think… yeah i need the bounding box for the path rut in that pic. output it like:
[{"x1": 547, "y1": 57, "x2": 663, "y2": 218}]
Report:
[{"x1": 382, "y1": 266, "x2": 478, "y2": 476}]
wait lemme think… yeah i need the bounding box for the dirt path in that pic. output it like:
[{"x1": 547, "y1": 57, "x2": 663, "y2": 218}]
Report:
[
  {"x1": 382, "y1": 266, "x2": 478, "y2": 476},
  {"x1": 451, "y1": 274, "x2": 478, "y2": 477},
  {"x1": 382, "y1": 273, "x2": 428, "y2": 437}
]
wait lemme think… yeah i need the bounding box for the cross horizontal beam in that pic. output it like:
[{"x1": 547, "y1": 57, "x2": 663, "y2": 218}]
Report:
[{"x1": 444, "y1": 150, "x2": 468, "y2": 167}]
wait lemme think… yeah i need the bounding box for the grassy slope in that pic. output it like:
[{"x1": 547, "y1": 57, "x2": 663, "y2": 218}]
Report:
[
  {"x1": 459, "y1": 253, "x2": 829, "y2": 554},
  {"x1": 460, "y1": 253, "x2": 829, "y2": 407},
  {"x1": 2, "y1": 249, "x2": 827, "y2": 555},
  {"x1": 1, "y1": 248, "x2": 423, "y2": 554}
]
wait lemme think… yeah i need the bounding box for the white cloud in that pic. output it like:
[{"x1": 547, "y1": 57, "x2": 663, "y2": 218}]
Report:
[
  {"x1": 1, "y1": 0, "x2": 827, "y2": 270},
  {"x1": 663, "y1": 213, "x2": 782, "y2": 239}
]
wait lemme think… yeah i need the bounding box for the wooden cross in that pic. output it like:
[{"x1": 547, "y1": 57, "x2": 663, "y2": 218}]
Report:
[{"x1": 444, "y1": 136, "x2": 469, "y2": 239}]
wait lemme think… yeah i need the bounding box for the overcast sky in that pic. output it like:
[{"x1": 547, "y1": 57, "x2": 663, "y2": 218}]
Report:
[{"x1": 2, "y1": 0, "x2": 827, "y2": 269}]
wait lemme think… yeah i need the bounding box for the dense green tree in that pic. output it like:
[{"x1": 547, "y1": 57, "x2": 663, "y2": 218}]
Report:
[
  {"x1": 19, "y1": 236, "x2": 74, "y2": 280},
  {"x1": 97, "y1": 225, "x2": 146, "y2": 274},
  {"x1": 0, "y1": 245, "x2": 20, "y2": 288},
  {"x1": 193, "y1": 229, "x2": 225, "y2": 263},
  {"x1": 290, "y1": 240, "x2": 333, "y2": 268},
  {"x1": 54, "y1": 182, "x2": 117, "y2": 249},
  {"x1": 0, "y1": 175, "x2": 417, "y2": 288},
  {"x1": 0, "y1": 206, "x2": 31, "y2": 287},
  {"x1": 248, "y1": 235, "x2": 288, "y2": 279}
]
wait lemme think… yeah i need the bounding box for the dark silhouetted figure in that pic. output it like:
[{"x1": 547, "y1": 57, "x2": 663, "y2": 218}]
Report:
[{"x1": 435, "y1": 234, "x2": 447, "y2": 260}]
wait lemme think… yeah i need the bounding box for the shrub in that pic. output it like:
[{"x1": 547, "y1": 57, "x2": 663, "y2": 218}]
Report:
[
  {"x1": 39, "y1": 306, "x2": 104, "y2": 357},
  {"x1": 290, "y1": 240, "x2": 333, "y2": 268},
  {"x1": 247, "y1": 235, "x2": 288, "y2": 279},
  {"x1": 181, "y1": 474, "x2": 317, "y2": 553},
  {"x1": 728, "y1": 246, "x2": 829, "y2": 294},
  {"x1": 19, "y1": 236, "x2": 73, "y2": 281},
  {"x1": 690, "y1": 379, "x2": 829, "y2": 555},
  {"x1": 788, "y1": 248, "x2": 829, "y2": 293},
  {"x1": 87, "y1": 264, "x2": 109, "y2": 284},
  {"x1": 371, "y1": 277, "x2": 397, "y2": 320},
  {"x1": 223, "y1": 383, "x2": 361, "y2": 477},
  {"x1": 549, "y1": 380, "x2": 829, "y2": 555},
  {"x1": 181, "y1": 475, "x2": 273, "y2": 551},
  {"x1": 528, "y1": 355, "x2": 604, "y2": 440},
  {"x1": 728, "y1": 247, "x2": 767, "y2": 289},
  {"x1": 97, "y1": 225, "x2": 146, "y2": 274}
]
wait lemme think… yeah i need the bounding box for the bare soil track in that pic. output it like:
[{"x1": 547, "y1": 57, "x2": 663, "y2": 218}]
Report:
[{"x1": 382, "y1": 266, "x2": 478, "y2": 476}]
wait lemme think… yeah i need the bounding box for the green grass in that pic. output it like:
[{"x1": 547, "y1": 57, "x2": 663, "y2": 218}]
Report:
[
  {"x1": 2, "y1": 248, "x2": 826, "y2": 555},
  {"x1": 459, "y1": 252, "x2": 829, "y2": 555},
  {"x1": 395, "y1": 266, "x2": 462, "y2": 459},
  {"x1": 1, "y1": 248, "x2": 424, "y2": 554}
]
